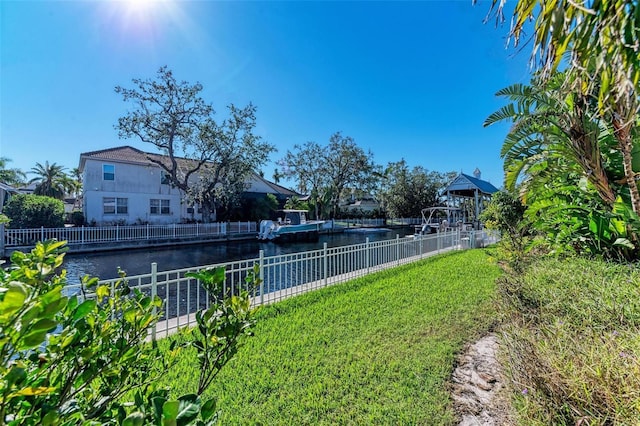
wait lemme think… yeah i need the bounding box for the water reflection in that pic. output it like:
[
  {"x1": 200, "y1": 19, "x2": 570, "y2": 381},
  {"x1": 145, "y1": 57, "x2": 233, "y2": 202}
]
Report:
[{"x1": 63, "y1": 227, "x2": 413, "y2": 283}]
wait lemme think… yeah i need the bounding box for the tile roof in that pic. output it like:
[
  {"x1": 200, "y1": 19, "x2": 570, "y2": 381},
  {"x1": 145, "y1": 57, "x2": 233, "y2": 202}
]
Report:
[{"x1": 80, "y1": 145, "x2": 298, "y2": 196}]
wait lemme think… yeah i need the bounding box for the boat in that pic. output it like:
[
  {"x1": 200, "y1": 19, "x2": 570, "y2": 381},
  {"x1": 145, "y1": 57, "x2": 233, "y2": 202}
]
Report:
[
  {"x1": 258, "y1": 210, "x2": 326, "y2": 242},
  {"x1": 415, "y1": 207, "x2": 464, "y2": 235}
]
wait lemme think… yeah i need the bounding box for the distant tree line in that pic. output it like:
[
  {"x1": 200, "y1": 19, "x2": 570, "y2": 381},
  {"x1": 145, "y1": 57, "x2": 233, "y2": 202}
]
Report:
[{"x1": 1, "y1": 67, "x2": 461, "y2": 227}]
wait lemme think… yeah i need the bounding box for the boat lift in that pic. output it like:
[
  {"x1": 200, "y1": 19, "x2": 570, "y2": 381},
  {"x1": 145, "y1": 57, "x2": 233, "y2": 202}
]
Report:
[{"x1": 415, "y1": 207, "x2": 465, "y2": 235}]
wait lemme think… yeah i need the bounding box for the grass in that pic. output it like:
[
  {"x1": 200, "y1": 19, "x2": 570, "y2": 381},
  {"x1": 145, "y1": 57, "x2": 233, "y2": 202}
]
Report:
[
  {"x1": 498, "y1": 257, "x2": 640, "y2": 425},
  {"x1": 155, "y1": 249, "x2": 501, "y2": 425}
]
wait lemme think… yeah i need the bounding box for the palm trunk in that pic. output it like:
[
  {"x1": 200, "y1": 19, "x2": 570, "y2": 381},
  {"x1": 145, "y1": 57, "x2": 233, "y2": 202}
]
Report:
[{"x1": 613, "y1": 115, "x2": 640, "y2": 214}]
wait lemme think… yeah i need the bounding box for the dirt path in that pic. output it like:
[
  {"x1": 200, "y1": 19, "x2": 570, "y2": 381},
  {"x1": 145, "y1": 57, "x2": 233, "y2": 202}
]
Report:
[{"x1": 451, "y1": 333, "x2": 513, "y2": 425}]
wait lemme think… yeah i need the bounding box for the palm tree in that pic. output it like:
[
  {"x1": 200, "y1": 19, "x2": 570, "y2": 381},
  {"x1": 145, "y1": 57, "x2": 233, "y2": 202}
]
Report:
[
  {"x1": 485, "y1": 73, "x2": 618, "y2": 207},
  {"x1": 29, "y1": 161, "x2": 68, "y2": 200},
  {"x1": 488, "y1": 0, "x2": 640, "y2": 213},
  {"x1": 0, "y1": 157, "x2": 26, "y2": 186}
]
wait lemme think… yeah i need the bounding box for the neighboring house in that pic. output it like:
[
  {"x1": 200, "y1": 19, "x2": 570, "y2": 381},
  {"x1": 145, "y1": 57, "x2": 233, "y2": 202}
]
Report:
[
  {"x1": 443, "y1": 168, "x2": 499, "y2": 225},
  {"x1": 79, "y1": 146, "x2": 298, "y2": 225},
  {"x1": 341, "y1": 194, "x2": 380, "y2": 214},
  {"x1": 0, "y1": 182, "x2": 19, "y2": 213}
]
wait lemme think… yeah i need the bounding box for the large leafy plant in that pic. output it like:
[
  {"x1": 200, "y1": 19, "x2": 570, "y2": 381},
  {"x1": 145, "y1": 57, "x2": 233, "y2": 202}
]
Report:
[{"x1": 0, "y1": 240, "x2": 257, "y2": 425}]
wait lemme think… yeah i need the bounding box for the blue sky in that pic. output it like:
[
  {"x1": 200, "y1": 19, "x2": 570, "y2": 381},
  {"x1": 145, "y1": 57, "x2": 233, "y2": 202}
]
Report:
[{"x1": 1, "y1": 0, "x2": 531, "y2": 189}]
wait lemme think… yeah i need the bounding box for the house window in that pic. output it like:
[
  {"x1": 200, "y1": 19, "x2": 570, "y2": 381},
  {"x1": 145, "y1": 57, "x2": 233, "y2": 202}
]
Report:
[
  {"x1": 103, "y1": 164, "x2": 115, "y2": 181},
  {"x1": 161, "y1": 171, "x2": 171, "y2": 185},
  {"x1": 103, "y1": 197, "x2": 128, "y2": 214},
  {"x1": 150, "y1": 199, "x2": 170, "y2": 215}
]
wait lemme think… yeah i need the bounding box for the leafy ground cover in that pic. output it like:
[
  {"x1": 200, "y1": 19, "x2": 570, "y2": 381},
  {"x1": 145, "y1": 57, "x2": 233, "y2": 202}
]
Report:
[
  {"x1": 499, "y1": 257, "x2": 640, "y2": 425},
  {"x1": 155, "y1": 249, "x2": 501, "y2": 425}
]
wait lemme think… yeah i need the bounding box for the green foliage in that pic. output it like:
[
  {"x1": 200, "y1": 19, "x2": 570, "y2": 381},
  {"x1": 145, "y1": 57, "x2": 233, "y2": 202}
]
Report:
[
  {"x1": 0, "y1": 158, "x2": 26, "y2": 186},
  {"x1": 29, "y1": 161, "x2": 70, "y2": 200},
  {"x1": 116, "y1": 66, "x2": 274, "y2": 223},
  {"x1": 480, "y1": 190, "x2": 530, "y2": 268},
  {"x1": 70, "y1": 211, "x2": 85, "y2": 227},
  {"x1": 244, "y1": 194, "x2": 278, "y2": 222},
  {"x1": 4, "y1": 194, "x2": 65, "y2": 229},
  {"x1": 498, "y1": 257, "x2": 640, "y2": 425},
  {"x1": 376, "y1": 160, "x2": 454, "y2": 218},
  {"x1": 281, "y1": 132, "x2": 375, "y2": 219},
  {"x1": 283, "y1": 196, "x2": 308, "y2": 211},
  {"x1": 158, "y1": 250, "x2": 500, "y2": 424},
  {"x1": 0, "y1": 240, "x2": 257, "y2": 424}
]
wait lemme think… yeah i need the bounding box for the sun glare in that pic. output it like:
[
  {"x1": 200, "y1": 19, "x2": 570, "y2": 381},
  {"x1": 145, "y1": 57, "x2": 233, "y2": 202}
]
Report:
[{"x1": 125, "y1": 0, "x2": 157, "y2": 14}]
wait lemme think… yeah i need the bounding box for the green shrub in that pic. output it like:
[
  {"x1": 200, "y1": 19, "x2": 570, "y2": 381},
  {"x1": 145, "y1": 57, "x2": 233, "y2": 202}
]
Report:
[
  {"x1": 70, "y1": 210, "x2": 85, "y2": 226},
  {"x1": 4, "y1": 193, "x2": 65, "y2": 228},
  {"x1": 0, "y1": 240, "x2": 258, "y2": 424}
]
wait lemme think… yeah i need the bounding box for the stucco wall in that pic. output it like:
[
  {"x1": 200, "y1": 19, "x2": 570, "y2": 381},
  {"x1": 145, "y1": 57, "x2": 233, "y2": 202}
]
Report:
[{"x1": 82, "y1": 159, "x2": 199, "y2": 225}]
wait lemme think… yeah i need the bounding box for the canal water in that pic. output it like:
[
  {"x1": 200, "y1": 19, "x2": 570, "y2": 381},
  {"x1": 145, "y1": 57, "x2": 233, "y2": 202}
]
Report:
[{"x1": 62, "y1": 227, "x2": 414, "y2": 283}]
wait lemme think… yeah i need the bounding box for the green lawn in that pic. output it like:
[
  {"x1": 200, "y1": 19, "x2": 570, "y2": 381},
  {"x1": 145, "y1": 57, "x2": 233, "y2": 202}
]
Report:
[{"x1": 157, "y1": 249, "x2": 501, "y2": 425}]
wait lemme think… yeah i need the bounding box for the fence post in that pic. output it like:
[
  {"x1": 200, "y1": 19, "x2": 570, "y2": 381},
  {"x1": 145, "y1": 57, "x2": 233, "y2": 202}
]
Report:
[
  {"x1": 437, "y1": 230, "x2": 441, "y2": 253},
  {"x1": 0, "y1": 223, "x2": 4, "y2": 258},
  {"x1": 151, "y1": 262, "x2": 158, "y2": 341},
  {"x1": 366, "y1": 237, "x2": 370, "y2": 274},
  {"x1": 323, "y1": 242, "x2": 328, "y2": 287},
  {"x1": 259, "y1": 250, "x2": 265, "y2": 305},
  {"x1": 173, "y1": 223, "x2": 176, "y2": 238},
  {"x1": 41, "y1": 226, "x2": 44, "y2": 243},
  {"x1": 396, "y1": 234, "x2": 400, "y2": 266},
  {"x1": 146, "y1": 223, "x2": 149, "y2": 240},
  {"x1": 116, "y1": 225, "x2": 119, "y2": 242},
  {"x1": 419, "y1": 233, "x2": 423, "y2": 259}
]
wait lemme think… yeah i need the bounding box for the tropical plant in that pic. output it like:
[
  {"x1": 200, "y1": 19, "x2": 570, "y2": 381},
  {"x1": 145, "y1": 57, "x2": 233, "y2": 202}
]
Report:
[
  {"x1": 487, "y1": 0, "x2": 640, "y2": 214},
  {"x1": 29, "y1": 161, "x2": 68, "y2": 200},
  {"x1": 0, "y1": 240, "x2": 258, "y2": 424},
  {"x1": 486, "y1": 72, "x2": 640, "y2": 260},
  {"x1": 0, "y1": 157, "x2": 26, "y2": 186}
]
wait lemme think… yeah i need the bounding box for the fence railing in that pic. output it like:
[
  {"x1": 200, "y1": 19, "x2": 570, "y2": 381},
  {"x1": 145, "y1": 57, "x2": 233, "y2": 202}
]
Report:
[
  {"x1": 60, "y1": 229, "x2": 498, "y2": 340},
  {"x1": 333, "y1": 218, "x2": 422, "y2": 228},
  {"x1": 3, "y1": 221, "x2": 257, "y2": 248}
]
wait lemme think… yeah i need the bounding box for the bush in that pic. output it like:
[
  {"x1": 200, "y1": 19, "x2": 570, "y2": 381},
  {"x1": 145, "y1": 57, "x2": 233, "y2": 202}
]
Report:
[
  {"x1": 70, "y1": 210, "x2": 85, "y2": 226},
  {"x1": 0, "y1": 240, "x2": 258, "y2": 424},
  {"x1": 4, "y1": 193, "x2": 65, "y2": 228}
]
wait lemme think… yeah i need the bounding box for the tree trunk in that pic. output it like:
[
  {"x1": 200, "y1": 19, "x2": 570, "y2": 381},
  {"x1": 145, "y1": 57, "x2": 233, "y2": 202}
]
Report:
[{"x1": 613, "y1": 115, "x2": 640, "y2": 214}]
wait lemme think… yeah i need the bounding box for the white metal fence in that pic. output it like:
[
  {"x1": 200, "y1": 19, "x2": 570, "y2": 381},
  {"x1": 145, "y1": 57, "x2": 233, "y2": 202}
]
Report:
[
  {"x1": 333, "y1": 218, "x2": 422, "y2": 228},
  {"x1": 60, "y1": 229, "x2": 498, "y2": 340},
  {"x1": 3, "y1": 221, "x2": 257, "y2": 248}
]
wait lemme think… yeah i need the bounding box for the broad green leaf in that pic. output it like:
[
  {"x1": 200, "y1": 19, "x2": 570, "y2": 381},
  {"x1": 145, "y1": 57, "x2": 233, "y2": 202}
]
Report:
[
  {"x1": 163, "y1": 400, "x2": 180, "y2": 425},
  {"x1": 72, "y1": 300, "x2": 96, "y2": 321},
  {"x1": 19, "y1": 329, "x2": 49, "y2": 349},
  {"x1": 613, "y1": 238, "x2": 634, "y2": 249},
  {"x1": 122, "y1": 412, "x2": 145, "y2": 426},
  {"x1": 200, "y1": 398, "x2": 217, "y2": 421},
  {"x1": 175, "y1": 394, "x2": 200, "y2": 425},
  {"x1": 96, "y1": 285, "x2": 110, "y2": 302},
  {"x1": 0, "y1": 283, "x2": 27, "y2": 313},
  {"x1": 31, "y1": 318, "x2": 57, "y2": 333}
]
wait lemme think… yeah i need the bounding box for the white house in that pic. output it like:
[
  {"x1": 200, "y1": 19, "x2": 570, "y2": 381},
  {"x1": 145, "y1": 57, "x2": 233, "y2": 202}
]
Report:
[{"x1": 79, "y1": 146, "x2": 297, "y2": 225}]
